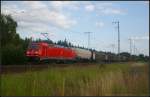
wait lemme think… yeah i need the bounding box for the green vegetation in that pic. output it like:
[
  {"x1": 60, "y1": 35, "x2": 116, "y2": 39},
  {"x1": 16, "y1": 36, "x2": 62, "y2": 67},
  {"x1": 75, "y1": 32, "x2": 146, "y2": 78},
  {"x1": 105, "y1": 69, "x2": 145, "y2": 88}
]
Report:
[
  {"x1": 1, "y1": 62, "x2": 149, "y2": 96},
  {"x1": 1, "y1": 14, "x2": 30, "y2": 65}
]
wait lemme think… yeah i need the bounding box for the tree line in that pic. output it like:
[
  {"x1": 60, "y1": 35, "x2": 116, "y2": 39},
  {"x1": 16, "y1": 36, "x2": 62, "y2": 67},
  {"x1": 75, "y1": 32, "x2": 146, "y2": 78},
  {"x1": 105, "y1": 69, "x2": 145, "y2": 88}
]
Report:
[{"x1": 1, "y1": 14, "x2": 149, "y2": 65}]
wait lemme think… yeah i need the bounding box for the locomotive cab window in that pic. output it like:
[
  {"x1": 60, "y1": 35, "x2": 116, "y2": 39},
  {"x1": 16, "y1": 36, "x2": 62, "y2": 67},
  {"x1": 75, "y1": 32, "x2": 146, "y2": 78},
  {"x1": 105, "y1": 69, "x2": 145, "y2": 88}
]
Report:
[{"x1": 28, "y1": 43, "x2": 39, "y2": 50}]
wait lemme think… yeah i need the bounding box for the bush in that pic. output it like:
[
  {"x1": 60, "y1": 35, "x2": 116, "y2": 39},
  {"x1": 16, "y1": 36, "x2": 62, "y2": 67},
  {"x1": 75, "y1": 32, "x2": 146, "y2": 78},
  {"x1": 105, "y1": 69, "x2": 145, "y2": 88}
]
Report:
[{"x1": 1, "y1": 44, "x2": 27, "y2": 65}]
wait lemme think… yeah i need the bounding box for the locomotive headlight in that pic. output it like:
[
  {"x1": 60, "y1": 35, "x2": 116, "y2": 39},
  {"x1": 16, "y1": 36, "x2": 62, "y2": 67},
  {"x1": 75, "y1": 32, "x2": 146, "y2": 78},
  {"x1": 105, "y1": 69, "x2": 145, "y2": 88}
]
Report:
[
  {"x1": 35, "y1": 51, "x2": 39, "y2": 54},
  {"x1": 27, "y1": 51, "x2": 30, "y2": 54},
  {"x1": 38, "y1": 51, "x2": 41, "y2": 55}
]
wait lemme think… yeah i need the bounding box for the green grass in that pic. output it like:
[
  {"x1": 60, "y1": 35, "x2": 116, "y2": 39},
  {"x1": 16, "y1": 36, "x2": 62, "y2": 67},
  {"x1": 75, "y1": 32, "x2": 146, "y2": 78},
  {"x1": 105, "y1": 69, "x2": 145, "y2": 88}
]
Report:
[{"x1": 1, "y1": 62, "x2": 149, "y2": 96}]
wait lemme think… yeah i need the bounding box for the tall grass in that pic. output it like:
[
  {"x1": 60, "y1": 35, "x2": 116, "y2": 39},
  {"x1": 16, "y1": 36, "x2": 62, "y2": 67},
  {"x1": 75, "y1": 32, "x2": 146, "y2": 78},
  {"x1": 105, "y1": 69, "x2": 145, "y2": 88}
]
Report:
[{"x1": 1, "y1": 62, "x2": 149, "y2": 96}]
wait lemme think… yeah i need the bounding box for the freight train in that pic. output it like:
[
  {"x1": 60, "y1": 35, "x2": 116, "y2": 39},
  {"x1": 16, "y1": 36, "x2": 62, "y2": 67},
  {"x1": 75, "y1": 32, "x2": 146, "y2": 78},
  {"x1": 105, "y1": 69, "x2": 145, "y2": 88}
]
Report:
[
  {"x1": 26, "y1": 42, "x2": 129, "y2": 63},
  {"x1": 26, "y1": 42, "x2": 95, "y2": 62}
]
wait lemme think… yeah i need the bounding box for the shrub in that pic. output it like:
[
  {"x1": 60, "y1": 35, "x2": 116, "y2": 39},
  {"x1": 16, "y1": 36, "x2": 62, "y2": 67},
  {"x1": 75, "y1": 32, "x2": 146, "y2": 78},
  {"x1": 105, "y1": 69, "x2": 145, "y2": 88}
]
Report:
[{"x1": 1, "y1": 44, "x2": 27, "y2": 65}]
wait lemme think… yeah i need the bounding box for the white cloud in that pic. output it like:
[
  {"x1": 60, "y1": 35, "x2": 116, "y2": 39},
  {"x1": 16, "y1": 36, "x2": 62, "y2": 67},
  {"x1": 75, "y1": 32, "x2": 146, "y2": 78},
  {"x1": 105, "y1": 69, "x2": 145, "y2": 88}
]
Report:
[
  {"x1": 1, "y1": 1, "x2": 77, "y2": 35},
  {"x1": 23, "y1": 1, "x2": 47, "y2": 9},
  {"x1": 89, "y1": 2, "x2": 126, "y2": 15},
  {"x1": 130, "y1": 36, "x2": 149, "y2": 40},
  {"x1": 96, "y1": 22, "x2": 104, "y2": 28},
  {"x1": 83, "y1": 2, "x2": 125, "y2": 15},
  {"x1": 85, "y1": 4, "x2": 95, "y2": 12},
  {"x1": 51, "y1": 1, "x2": 68, "y2": 9},
  {"x1": 50, "y1": 1, "x2": 80, "y2": 11},
  {"x1": 17, "y1": 23, "x2": 56, "y2": 40},
  {"x1": 1, "y1": 4, "x2": 20, "y2": 15},
  {"x1": 48, "y1": 11, "x2": 77, "y2": 29},
  {"x1": 101, "y1": 8, "x2": 125, "y2": 15},
  {"x1": 79, "y1": 2, "x2": 126, "y2": 15},
  {"x1": 18, "y1": 21, "x2": 50, "y2": 32}
]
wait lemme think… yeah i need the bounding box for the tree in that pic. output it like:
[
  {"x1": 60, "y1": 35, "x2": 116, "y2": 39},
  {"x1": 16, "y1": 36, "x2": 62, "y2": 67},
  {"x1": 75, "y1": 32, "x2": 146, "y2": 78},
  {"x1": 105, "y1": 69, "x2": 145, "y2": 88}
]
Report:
[
  {"x1": 1, "y1": 14, "x2": 28, "y2": 65},
  {"x1": 35, "y1": 38, "x2": 53, "y2": 44},
  {"x1": 138, "y1": 54, "x2": 145, "y2": 61},
  {"x1": 120, "y1": 52, "x2": 131, "y2": 57},
  {"x1": 57, "y1": 39, "x2": 73, "y2": 47},
  {"x1": 2, "y1": 44, "x2": 27, "y2": 65},
  {"x1": 0, "y1": 14, "x2": 18, "y2": 47}
]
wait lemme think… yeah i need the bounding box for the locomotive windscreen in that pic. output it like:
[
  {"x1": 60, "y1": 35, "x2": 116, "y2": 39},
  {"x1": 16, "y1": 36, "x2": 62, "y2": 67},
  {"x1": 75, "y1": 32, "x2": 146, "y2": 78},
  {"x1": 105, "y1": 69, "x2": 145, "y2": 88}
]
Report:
[{"x1": 28, "y1": 43, "x2": 39, "y2": 50}]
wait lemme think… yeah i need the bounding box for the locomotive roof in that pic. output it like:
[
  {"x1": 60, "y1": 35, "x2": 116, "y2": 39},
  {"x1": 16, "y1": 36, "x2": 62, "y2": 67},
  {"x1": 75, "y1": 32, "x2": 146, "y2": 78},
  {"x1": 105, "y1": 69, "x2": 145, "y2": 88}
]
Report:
[
  {"x1": 31, "y1": 42, "x2": 93, "y2": 50},
  {"x1": 31, "y1": 42, "x2": 69, "y2": 48}
]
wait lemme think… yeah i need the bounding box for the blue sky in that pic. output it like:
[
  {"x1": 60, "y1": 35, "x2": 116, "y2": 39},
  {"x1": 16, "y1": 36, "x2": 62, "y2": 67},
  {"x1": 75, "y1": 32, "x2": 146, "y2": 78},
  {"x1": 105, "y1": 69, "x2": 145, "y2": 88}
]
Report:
[{"x1": 1, "y1": 1, "x2": 149, "y2": 56}]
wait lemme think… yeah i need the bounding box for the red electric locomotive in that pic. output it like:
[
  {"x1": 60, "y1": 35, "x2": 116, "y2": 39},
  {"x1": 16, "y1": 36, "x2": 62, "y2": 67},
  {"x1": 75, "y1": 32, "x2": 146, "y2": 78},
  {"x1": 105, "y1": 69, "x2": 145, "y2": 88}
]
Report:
[{"x1": 26, "y1": 42, "x2": 77, "y2": 62}]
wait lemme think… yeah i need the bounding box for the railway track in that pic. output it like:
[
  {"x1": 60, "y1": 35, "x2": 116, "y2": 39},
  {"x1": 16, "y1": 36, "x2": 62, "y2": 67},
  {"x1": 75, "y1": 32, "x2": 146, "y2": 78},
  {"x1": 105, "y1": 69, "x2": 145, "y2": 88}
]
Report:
[
  {"x1": 1, "y1": 62, "x2": 97, "y2": 74},
  {"x1": 1, "y1": 61, "x2": 128, "y2": 74}
]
